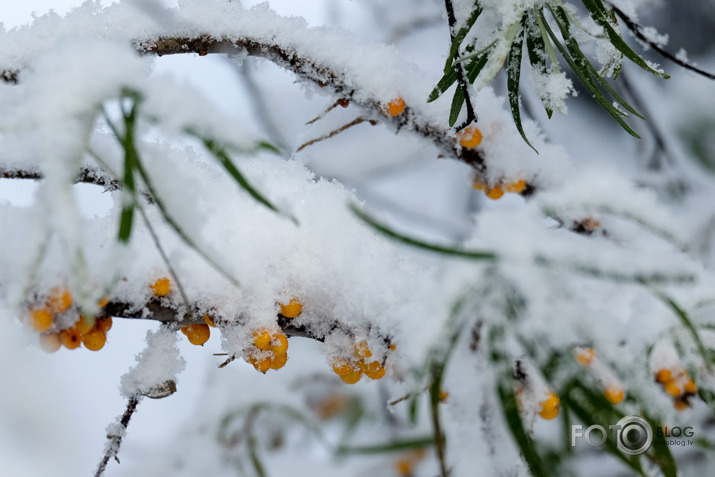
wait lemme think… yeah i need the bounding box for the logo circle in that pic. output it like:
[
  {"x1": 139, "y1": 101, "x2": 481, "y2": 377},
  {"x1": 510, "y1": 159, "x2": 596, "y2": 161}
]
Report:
[{"x1": 615, "y1": 416, "x2": 653, "y2": 456}]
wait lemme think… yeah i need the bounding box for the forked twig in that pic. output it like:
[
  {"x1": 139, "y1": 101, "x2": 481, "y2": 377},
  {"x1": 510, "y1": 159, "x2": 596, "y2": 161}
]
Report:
[
  {"x1": 94, "y1": 396, "x2": 141, "y2": 477},
  {"x1": 296, "y1": 117, "x2": 375, "y2": 153}
]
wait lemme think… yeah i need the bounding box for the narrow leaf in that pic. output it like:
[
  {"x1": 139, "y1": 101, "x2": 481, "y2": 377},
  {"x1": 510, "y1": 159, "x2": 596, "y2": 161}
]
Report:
[
  {"x1": 507, "y1": 16, "x2": 537, "y2": 152},
  {"x1": 444, "y1": 5, "x2": 483, "y2": 72},
  {"x1": 449, "y1": 87, "x2": 465, "y2": 127},
  {"x1": 336, "y1": 437, "x2": 434, "y2": 455}
]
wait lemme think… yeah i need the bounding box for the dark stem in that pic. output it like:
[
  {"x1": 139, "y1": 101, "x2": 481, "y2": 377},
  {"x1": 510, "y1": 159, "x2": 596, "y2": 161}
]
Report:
[
  {"x1": 607, "y1": 2, "x2": 715, "y2": 80},
  {"x1": 444, "y1": 0, "x2": 477, "y2": 130},
  {"x1": 94, "y1": 396, "x2": 141, "y2": 477}
]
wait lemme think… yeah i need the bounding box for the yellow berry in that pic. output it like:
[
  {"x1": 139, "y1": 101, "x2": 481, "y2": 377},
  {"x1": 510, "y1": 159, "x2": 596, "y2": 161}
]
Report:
[
  {"x1": 97, "y1": 296, "x2": 110, "y2": 308},
  {"x1": 505, "y1": 179, "x2": 527, "y2": 194},
  {"x1": 203, "y1": 314, "x2": 216, "y2": 327},
  {"x1": 247, "y1": 354, "x2": 272, "y2": 374},
  {"x1": 354, "y1": 341, "x2": 372, "y2": 359},
  {"x1": 253, "y1": 330, "x2": 272, "y2": 350},
  {"x1": 684, "y1": 378, "x2": 698, "y2": 394},
  {"x1": 270, "y1": 332, "x2": 289, "y2": 355},
  {"x1": 664, "y1": 380, "x2": 682, "y2": 397},
  {"x1": 279, "y1": 298, "x2": 303, "y2": 318},
  {"x1": 438, "y1": 390, "x2": 449, "y2": 403},
  {"x1": 75, "y1": 315, "x2": 94, "y2": 335},
  {"x1": 383, "y1": 97, "x2": 405, "y2": 116},
  {"x1": 674, "y1": 400, "x2": 690, "y2": 412},
  {"x1": 81, "y1": 328, "x2": 107, "y2": 351},
  {"x1": 97, "y1": 317, "x2": 112, "y2": 333},
  {"x1": 30, "y1": 308, "x2": 53, "y2": 333},
  {"x1": 456, "y1": 125, "x2": 483, "y2": 148},
  {"x1": 538, "y1": 392, "x2": 560, "y2": 420},
  {"x1": 486, "y1": 186, "x2": 504, "y2": 200},
  {"x1": 47, "y1": 287, "x2": 72, "y2": 314},
  {"x1": 184, "y1": 324, "x2": 210, "y2": 346},
  {"x1": 270, "y1": 352, "x2": 288, "y2": 370},
  {"x1": 366, "y1": 365, "x2": 386, "y2": 380},
  {"x1": 472, "y1": 176, "x2": 486, "y2": 191},
  {"x1": 332, "y1": 358, "x2": 357, "y2": 376},
  {"x1": 604, "y1": 386, "x2": 624, "y2": 405},
  {"x1": 576, "y1": 348, "x2": 595, "y2": 366},
  {"x1": 340, "y1": 370, "x2": 363, "y2": 384},
  {"x1": 655, "y1": 368, "x2": 672, "y2": 383},
  {"x1": 60, "y1": 327, "x2": 81, "y2": 350},
  {"x1": 39, "y1": 332, "x2": 62, "y2": 353},
  {"x1": 151, "y1": 277, "x2": 171, "y2": 297}
]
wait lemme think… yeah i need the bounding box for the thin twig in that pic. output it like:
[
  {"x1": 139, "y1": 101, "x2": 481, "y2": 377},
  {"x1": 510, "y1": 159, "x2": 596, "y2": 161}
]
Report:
[
  {"x1": 296, "y1": 117, "x2": 373, "y2": 152},
  {"x1": 305, "y1": 98, "x2": 351, "y2": 125},
  {"x1": 444, "y1": 0, "x2": 477, "y2": 130},
  {"x1": 94, "y1": 396, "x2": 141, "y2": 477},
  {"x1": 607, "y1": 2, "x2": 715, "y2": 80}
]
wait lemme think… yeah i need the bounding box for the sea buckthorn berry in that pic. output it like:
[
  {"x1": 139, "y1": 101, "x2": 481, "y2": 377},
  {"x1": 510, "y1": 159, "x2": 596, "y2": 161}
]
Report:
[
  {"x1": 97, "y1": 317, "x2": 112, "y2": 333},
  {"x1": 505, "y1": 179, "x2": 527, "y2": 194},
  {"x1": 486, "y1": 186, "x2": 504, "y2": 200},
  {"x1": 340, "y1": 370, "x2": 363, "y2": 384},
  {"x1": 151, "y1": 277, "x2": 171, "y2": 297},
  {"x1": 39, "y1": 332, "x2": 62, "y2": 353},
  {"x1": 332, "y1": 358, "x2": 357, "y2": 376},
  {"x1": 684, "y1": 379, "x2": 698, "y2": 394},
  {"x1": 664, "y1": 380, "x2": 682, "y2": 397},
  {"x1": 472, "y1": 176, "x2": 486, "y2": 191},
  {"x1": 97, "y1": 296, "x2": 109, "y2": 308},
  {"x1": 456, "y1": 125, "x2": 483, "y2": 148},
  {"x1": 438, "y1": 390, "x2": 449, "y2": 403},
  {"x1": 82, "y1": 328, "x2": 107, "y2": 351},
  {"x1": 383, "y1": 97, "x2": 405, "y2": 117},
  {"x1": 30, "y1": 308, "x2": 53, "y2": 333},
  {"x1": 203, "y1": 314, "x2": 216, "y2": 327},
  {"x1": 576, "y1": 348, "x2": 595, "y2": 366},
  {"x1": 354, "y1": 341, "x2": 372, "y2": 359},
  {"x1": 75, "y1": 315, "x2": 94, "y2": 335},
  {"x1": 183, "y1": 323, "x2": 210, "y2": 346},
  {"x1": 389, "y1": 343, "x2": 396, "y2": 352},
  {"x1": 655, "y1": 368, "x2": 672, "y2": 383},
  {"x1": 270, "y1": 352, "x2": 288, "y2": 370},
  {"x1": 47, "y1": 287, "x2": 73, "y2": 314},
  {"x1": 60, "y1": 327, "x2": 81, "y2": 350},
  {"x1": 674, "y1": 400, "x2": 690, "y2": 412},
  {"x1": 604, "y1": 385, "x2": 624, "y2": 405},
  {"x1": 279, "y1": 298, "x2": 303, "y2": 318},
  {"x1": 253, "y1": 330, "x2": 272, "y2": 350},
  {"x1": 538, "y1": 392, "x2": 560, "y2": 420},
  {"x1": 365, "y1": 364, "x2": 386, "y2": 380},
  {"x1": 270, "y1": 332, "x2": 289, "y2": 355},
  {"x1": 247, "y1": 354, "x2": 272, "y2": 374}
]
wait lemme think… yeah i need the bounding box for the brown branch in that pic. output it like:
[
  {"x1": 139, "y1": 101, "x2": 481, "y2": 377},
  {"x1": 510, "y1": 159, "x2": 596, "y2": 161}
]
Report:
[
  {"x1": 296, "y1": 117, "x2": 373, "y2": 152},
  {"x1": 1, "y1": 165, "x2": 120, "y2": 190},
  {"x1": 94, "y1": 396, "x2": 140, "y2": 477}
]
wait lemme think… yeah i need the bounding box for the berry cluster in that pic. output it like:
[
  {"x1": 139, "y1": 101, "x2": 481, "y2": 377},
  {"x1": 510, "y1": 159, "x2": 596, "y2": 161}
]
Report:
[
  {"x1": 472, "y1": 176, "x2": 527, "y2": 200},
  {"x1": 575, "y1": 347, "x2": 624, "y2": 405},
  {"x1": 330, "y1": 340, "x2": 387, "y2": 384},
  {"x1": 245, "y1": 328, "x2": 289, "y2": 373},
  {"x1": 655, "y1": 367, "x2": 698, "y2": 411}
]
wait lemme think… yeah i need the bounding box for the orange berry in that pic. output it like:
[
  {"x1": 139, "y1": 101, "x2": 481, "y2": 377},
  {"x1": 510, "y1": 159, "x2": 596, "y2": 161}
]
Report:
[
  {"x1": 60, "y1": 327, "x2": 81, "y2": 350},
  {"x1": 270, "y1": 332, "x2": 289, "y2": 355},
  {"x1": 151, "y1": 277, "x2": 171, "y2": 297},
  {"x1": 655, "y1": 368, "x2": 672, "y2": 383},
  {"x1": 604, "y1": 385, "x2": 624, "y2": 405},
  {"x1": 97, "y1": 296, "x2": 109, "y2": 308},
  {"x1": 538, "y1": 392, "x2": 560, "y2": 420},
  {"x1": 366, "y1": 365, "x2": 386, "y2": 380},
  {"x1": 472, "y1": 176, "x2": 486, "y2": 191},
  {"x1": 332, "y1": 358, "x2": 357, "y2": 376},
  {"x1": 354, "y1": 341, "x2": 372, "y2": 359},
  {"x1": 253, "y1": 330, "x2": 272, "y2": 350},
  {"x1": 184, "y1": 324, "x2": 210, "y2": 346},
  {"x1": 75, "y1": 315, "x2": 94, "y2": 335},
  {"x1": 674, "y1": 400, "x2": 690, "y2": 412},
  {"x1": 394, "y1": 458, "x2": 413, "y2": 476},
  {"x1": 664, "y1": 380, "x2": 682, "y2": 397},
  {"x1": 279, "y1": 298, "x2": 302, "y2": 318},
  {"x1": 438, "y1": 390, "x2": 449, "y2": 403},
  {"x1": 486, "y1": 186, "x2": 504, "y2": 200},
  {"x1": 180, "y1": 326, "x2": 188, "y2": 335},
  {"x1": 47, "y1": 287, "x2": 72, "y2": 314},
  {"x1": 505, "y1": 179, "x2": 527, "y2": 194},
  {"x1": 684, "y1": 378, "x2": 698, "y2": 394},
  {"x1": 389, "y1": 343, "x2": 396, "y2": 352},
  {"x1": 383, "y1": 97, "x2": 405, "y2": 116},
  {"x1": 30, "y1": 308, "x2": 53, "y2": 333},
  {"x1": 576, "y1": 348, "x2": 595, "y2": 366},
  {"x1": 247, "y1": 354, "x2": 272, "y2": 373},
  {"x1": 39, "y1": 332, "x2": 62, "y2": 353},
  {"x1": 97, "y1": 317, "x2": 112, "y2": 333},
  {"x1": 270, "y1": 352, "x2": 288, "y2": 370},
  {"x1": 340, "y1": 370, "x2": 363, "y2": 384},
  {"x1": 203, "y1": 314, "x2": 216, "y2": 327},
  {"x1": 456, "y1": 125, "x2": 483, "y2": 148},
  {"x1": 82, "y1": 328, "x2": 107, "y2": 351}
]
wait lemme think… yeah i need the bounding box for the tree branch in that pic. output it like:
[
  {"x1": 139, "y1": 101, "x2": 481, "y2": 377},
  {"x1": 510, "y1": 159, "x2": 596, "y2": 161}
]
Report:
[
  {"x1": 94, "y1": 396, "x2": 140, "y2": 477},
  {"x1": 443, "y1": 0, "x2": 477, "y2": 130}
]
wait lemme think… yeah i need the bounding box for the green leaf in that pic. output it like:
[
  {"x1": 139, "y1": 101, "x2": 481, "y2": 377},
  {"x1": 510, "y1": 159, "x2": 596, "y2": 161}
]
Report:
[
  {"x1": 444, "y1": 5, "x2": 483, "y2": 73},
  {"x1": 350, "y1": 203, "x2": 497, "y2": 260},
  {"x1": 507, "y1": 16, "x2": 537, "y2": 152},
  {"x1": 496, "y1": 375, "x2": 550, "y2": 477},
  {"x1": 465, "y1": 49, "x2": 491, "y2": 82},
  {"x1": 336, "y1": 437, "x2": 434, "y2": 455},
  {"x1": 525, "y1": 12, "x2": 553, "y2": 118},
  {"x1": 658, "y1": 295, "x2": 712, "y2": 372},
  {"x1": 449, "y1": 87, "x2": 465, "y2": 127},
  {"x1": 581, "y1": 0, "x2": 669, "y2": 79},
  {"x1": 427, "y1": 68, "x2": 459, "y2": 102}
]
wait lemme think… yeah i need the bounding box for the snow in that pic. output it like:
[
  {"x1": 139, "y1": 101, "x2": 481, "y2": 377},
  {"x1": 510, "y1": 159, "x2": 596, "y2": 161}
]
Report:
[{"x1": 2, "y1": 1, "x2": 715, "y2": 476}]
